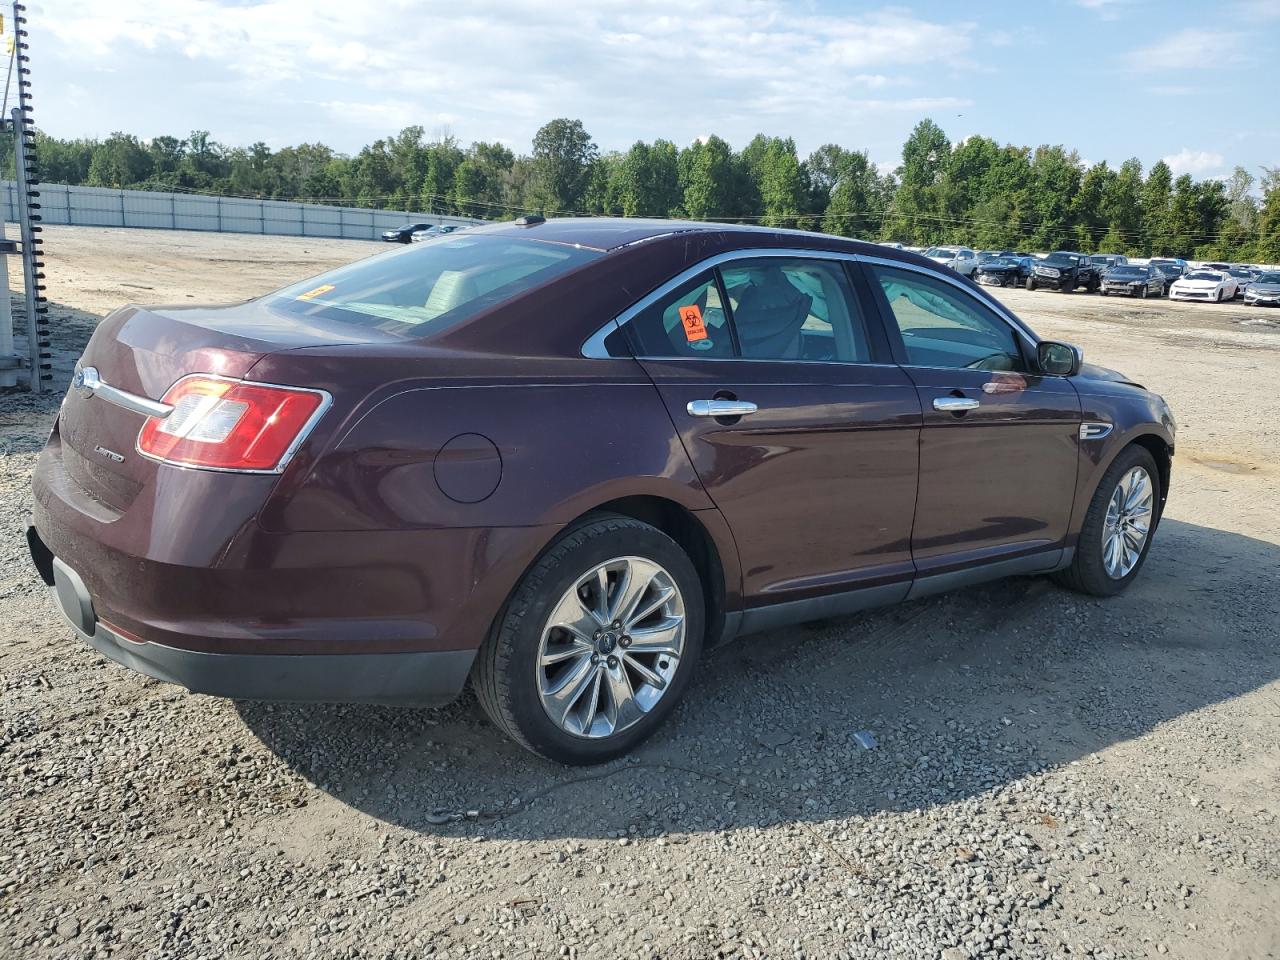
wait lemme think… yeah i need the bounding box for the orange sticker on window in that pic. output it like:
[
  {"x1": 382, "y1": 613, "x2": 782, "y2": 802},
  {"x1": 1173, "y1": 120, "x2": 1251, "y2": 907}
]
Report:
[
  {"x1": 296, "y1": 283, "x2": 335, "y2": 301},
  {"x1": 678, "y1": 304, "x2": 708, "y2": 342}
]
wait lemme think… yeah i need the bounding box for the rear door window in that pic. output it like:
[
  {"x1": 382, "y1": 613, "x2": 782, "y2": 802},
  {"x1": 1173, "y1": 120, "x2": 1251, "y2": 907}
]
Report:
[
  {"x1": 624, "y1": 257, "x2": 872, "y2": 363},
  {"x1": 719, "y1": 258, "x2": 870, "y2": 362},
  {"x1": 266, "y1": 235, "x2": 600, "y2": 338}
]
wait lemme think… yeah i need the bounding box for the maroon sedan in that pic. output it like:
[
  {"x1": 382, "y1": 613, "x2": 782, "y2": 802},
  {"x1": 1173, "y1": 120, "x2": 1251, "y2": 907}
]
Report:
[{"x1": 28, "y1": 218, "x2": 1175, "y2": 764}]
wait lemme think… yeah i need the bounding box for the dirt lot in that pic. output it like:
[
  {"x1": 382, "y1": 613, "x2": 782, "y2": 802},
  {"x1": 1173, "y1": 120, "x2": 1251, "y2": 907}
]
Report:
[{"x1": 1, "y1": 226, "x2": 1277, "y2": 960}]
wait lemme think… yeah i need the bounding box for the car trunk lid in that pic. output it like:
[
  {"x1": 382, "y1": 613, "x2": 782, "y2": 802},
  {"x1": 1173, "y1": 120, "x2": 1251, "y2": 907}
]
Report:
[{"x1": 56, "y1": 301, "x2": 389, "y2": 512}]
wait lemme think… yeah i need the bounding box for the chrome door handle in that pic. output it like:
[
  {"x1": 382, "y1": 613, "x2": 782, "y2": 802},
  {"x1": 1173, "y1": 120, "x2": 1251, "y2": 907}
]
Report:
[
  {"x1": 687, "y1": 399, "x2": 758, "y2": 418},
  {"x1": 933, "y1": 396, "x2": 979, "y2": 412}
]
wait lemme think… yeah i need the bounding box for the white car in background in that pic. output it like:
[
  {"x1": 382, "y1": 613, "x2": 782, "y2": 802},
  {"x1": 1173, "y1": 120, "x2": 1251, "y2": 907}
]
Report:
[
  {"x1": 1168, "y1": 269, "x2": 1239, "y2": 303},
  {"x1": 923, "y1": 245, "x2": 979, "y2": 276}
]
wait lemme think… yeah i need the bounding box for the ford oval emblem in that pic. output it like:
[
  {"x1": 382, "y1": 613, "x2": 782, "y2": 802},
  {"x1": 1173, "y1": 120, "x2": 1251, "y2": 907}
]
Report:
[{"x1": 73, "y1": 364, "x2": 100, "y2": 396}]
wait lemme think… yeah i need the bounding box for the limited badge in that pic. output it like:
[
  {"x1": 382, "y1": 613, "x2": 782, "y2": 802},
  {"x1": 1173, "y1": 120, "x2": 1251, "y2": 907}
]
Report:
[{"x1": 678, "y1": 304, "x2": 708, "y2": 342}]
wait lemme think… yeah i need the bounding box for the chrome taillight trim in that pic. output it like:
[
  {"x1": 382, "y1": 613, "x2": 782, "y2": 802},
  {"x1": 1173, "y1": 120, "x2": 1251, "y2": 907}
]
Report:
[{"x1": 134, "y1": 373, "x2": 333, "y2": 475}]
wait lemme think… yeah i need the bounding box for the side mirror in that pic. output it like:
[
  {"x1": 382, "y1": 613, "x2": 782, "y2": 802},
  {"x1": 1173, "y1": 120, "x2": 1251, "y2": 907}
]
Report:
[{"x1": 1036, "y1": 341, "x2": 1083, "y2": 377}]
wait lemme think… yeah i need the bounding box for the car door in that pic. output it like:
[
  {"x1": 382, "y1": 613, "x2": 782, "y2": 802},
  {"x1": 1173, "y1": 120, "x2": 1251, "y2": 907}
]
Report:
[
  {"x1": 860, "y1": 260, "x2": 1081, "y2": 586},
  {"x1": 622, "y1": 253, "x2": 923, "y2": 618}
]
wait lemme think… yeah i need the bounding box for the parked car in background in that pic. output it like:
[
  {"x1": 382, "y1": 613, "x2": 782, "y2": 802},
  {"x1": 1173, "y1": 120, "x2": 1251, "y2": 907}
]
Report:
[
  {"x1": 1149, "y1": 259, "x2": 1187, "y2": 292},
  {"x1": 1028, "y1": 252, "x2": 1101, "y2": 292},
  {"x1": 1169, "y1": 269, "x2": 1238, "y2": 302},
  {"x1": 1224, "y1": 266, "x2": 1257, "y2": 297},
  {"x1": 410, "y1": 224, "x2": 463, "y2": 242},
  {"x1": 1243, "y1": 270, "x2": 1280, "y2": 306},
  {"x1": 923, "y1": 246, "x2": 979, "y2": 276},
  {"x1": 975, "y1": 255, "x2": 1034, "y2": 287},
  {"x1": 1101, "y1": 263, "x2": 1165, "y2": 298},
  {"x1": 381, "y1": 222, "x2": 435, "y2": 243},
  {"x1": 1089, "y1": 254, "x2": 1128, "y2": 277},
  {"x1": 26, "y1": 218, "x2": 1175, "y2": 764}
]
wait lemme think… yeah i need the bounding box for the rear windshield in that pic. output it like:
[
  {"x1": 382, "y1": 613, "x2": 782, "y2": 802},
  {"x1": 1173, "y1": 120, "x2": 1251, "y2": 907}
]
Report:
[{"x1": 265, "y1": 235, "x2": 601, "y2": 338}]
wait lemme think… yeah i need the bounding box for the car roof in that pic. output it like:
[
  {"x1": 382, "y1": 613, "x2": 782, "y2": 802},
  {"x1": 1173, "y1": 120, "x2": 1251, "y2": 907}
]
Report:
[{"x1": 460, "y1": 216, "x2": 903, "y2": 257}]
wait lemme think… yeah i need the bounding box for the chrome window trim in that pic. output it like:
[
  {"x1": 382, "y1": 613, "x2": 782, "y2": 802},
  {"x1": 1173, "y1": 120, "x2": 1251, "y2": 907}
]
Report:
[{"x1": 580, "y1": 246, "x2": 1041, "y2": 363}]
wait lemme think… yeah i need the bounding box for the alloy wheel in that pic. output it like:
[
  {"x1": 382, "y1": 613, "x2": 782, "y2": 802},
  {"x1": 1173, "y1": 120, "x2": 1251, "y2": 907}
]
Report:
[
  {"x1": 1102, "y1": 466, "x2": 1154, "y2": 579},
  {"x1": 535, "y1": 557, "x2": 686, "y2": 739}
]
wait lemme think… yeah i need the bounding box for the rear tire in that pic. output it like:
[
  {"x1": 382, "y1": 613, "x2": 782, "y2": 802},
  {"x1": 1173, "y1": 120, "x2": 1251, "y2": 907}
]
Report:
[
  {"x1": 473, "y1": 515, "x2": 705, "y2": 765},
  {"x1": 1052, "y1": 445, "x2": 1161, "y2": 598}
]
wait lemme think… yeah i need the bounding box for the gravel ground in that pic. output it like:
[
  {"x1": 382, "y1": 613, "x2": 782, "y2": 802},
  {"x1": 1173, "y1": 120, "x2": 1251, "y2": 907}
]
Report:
[{"x1": 1, "y1": 226, "x2": 1277, "y2": 960}]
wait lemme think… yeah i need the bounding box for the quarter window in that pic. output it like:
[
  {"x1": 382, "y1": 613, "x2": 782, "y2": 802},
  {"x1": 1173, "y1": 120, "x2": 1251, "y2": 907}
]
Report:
[
  {"x1": 872, "y1": 265, "x2": 1026, "y2": 372},
  {"x1": 625, "y1": 271, "x2": 735, "y2": 359}
]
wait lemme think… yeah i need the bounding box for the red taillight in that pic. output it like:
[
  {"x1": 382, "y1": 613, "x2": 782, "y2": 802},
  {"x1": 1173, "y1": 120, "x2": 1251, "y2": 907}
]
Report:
[{"x1": 137, "y1": 375, "x2": 328, "y2": 472}]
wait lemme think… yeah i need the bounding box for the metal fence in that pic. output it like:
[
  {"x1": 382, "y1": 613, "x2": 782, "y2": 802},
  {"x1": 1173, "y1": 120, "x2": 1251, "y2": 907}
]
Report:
[{"x1": 0, "y1": 181, "x2": 484, "y2": 241}]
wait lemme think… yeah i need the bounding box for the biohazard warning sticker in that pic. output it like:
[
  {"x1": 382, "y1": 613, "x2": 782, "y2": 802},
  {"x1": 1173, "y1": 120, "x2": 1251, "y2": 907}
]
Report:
[
  {"x1": 297, "y1": 283, "x2": 335, "y2": 301},
  {"x1": 678, "y1": 304, "x2": 708, "y2": 342}
]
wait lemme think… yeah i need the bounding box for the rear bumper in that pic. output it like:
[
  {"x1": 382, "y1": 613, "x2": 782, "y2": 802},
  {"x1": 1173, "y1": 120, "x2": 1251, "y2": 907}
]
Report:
[{"x1": 31, "y1": 531, "x2": 474, "y2": 706}]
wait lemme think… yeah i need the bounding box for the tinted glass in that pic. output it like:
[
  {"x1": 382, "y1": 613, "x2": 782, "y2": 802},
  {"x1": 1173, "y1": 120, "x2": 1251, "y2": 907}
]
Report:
[
  {"x1": 1257, "y1": 273, "x2": 1280, "y2": 283},
  {"x1": 266, "y1": 235, "x2": 600, "y2": 338},
  {"x1": 1184, "y1": 272, "x2": 1222, "y2": 281},
  {"x1": 719, "y1": 258, "x2": 870, "y2": 362},
  {"x1": 874, "y1": 266, "x2": 1025, "y2": 372}
]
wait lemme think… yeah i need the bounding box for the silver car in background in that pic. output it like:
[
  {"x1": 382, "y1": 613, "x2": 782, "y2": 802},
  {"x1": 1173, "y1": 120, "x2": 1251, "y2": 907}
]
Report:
[{"x1": 1244, "y1": 271, "x2": 1280, "y2": 306}]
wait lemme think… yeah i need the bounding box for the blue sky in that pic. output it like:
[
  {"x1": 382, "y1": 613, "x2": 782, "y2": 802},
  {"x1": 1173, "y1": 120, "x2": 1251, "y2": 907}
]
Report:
[{"x1": 37, "y1": 0, "x2": 1280, "y2": 180}]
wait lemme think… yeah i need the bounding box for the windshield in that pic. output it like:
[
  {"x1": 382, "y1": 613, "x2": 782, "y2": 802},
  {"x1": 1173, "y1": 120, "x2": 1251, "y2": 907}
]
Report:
[
  {"x1": 924, "y1": 247, "x2": 956, "y2": 258},
  {"x1": 984, "y1": 257, "x2": 1017, "y2": 266},
  {"x1": 1257, "y1": 273, "x2": 1280, "y2": 283},
  {"x1": 1109, "y1": 266, "x2": 1144, "y2": 277},
  {"x1": 265, "y1": 235, "x2": 601, "y2": 338},
  {"x1": 1044, "y1": 254, "x2": 1078, "y2": 266},
  {"x1": 1183, "y1": 272, "x2": 1221, "y2": 281}
]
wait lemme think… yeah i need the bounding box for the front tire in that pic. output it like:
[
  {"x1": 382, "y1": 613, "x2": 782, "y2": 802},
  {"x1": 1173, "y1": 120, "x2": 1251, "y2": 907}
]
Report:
[
  {"x1": 1052, "y1": 445, "x2": 1160, "y2": 597},
  {"x1": 473, "y1": 515, "x2": 705, "y2": 765},
  {"x1": 1026, "y1": 278, "x2": 1037, "y2": 291}
]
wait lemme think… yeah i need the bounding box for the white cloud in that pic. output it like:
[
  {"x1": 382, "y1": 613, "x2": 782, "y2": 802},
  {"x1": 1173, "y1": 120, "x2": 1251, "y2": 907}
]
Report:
[
  {"x1": 1126, "y1": 29, "x2": 1248, "y2": 70},
  {"x1": 1074, "y1": 0, "x2": 1134, "y2": 20},
  {"x1": 40, "y1": 0, "x2": 981, "y2": 157},
  {"x1": 1162, "y1": 148, "x2": 1227, "y2": 177}
]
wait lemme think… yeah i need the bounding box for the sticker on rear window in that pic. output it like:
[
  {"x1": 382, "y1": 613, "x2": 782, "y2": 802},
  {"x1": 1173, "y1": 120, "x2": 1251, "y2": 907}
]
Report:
[
  {"x1": 296, "y1": 283, "x2": 335, "y2": 301},
  {"x1": 678, "y1": 304, "x2": 708, "y2": 342}
]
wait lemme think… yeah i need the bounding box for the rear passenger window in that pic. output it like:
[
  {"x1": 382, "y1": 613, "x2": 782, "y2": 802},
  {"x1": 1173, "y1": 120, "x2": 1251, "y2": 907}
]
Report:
[
  {"x1": 625, "y1": 271, "x2": 735, "y2": 359},
  {"x1": 719, "y1": 258, "x2": 869, "y2": 362},
  {"x1": 623, "y1": 258, "x2": 871, "y2": 363}
]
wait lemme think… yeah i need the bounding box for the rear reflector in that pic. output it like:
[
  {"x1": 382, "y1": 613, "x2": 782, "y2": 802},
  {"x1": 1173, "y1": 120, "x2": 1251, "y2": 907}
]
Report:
[{"x1": 137, "y1": 375, "x2": 329, "y2": 472}]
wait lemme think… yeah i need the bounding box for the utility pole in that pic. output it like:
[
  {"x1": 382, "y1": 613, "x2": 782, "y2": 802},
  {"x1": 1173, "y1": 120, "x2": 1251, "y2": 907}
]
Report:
[{"x1": 5, "y1": 1, "x2": 48, "y2": 393}]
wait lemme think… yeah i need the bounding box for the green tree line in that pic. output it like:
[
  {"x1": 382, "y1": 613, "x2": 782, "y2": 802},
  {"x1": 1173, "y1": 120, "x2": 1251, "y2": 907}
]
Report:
[{"x1": 7, "y1": 118, "x2": 1280, "y2": 261}]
